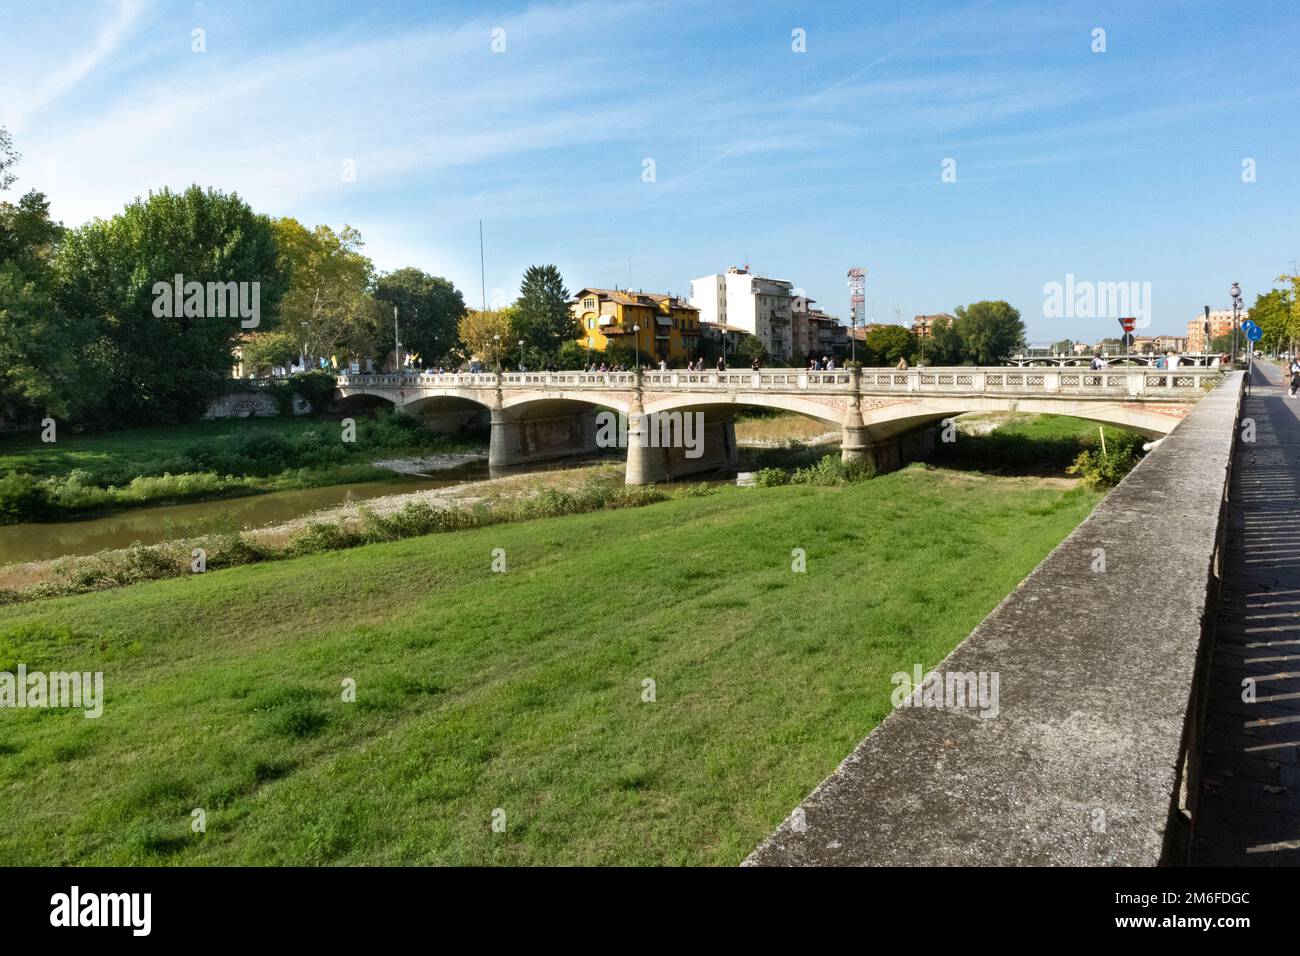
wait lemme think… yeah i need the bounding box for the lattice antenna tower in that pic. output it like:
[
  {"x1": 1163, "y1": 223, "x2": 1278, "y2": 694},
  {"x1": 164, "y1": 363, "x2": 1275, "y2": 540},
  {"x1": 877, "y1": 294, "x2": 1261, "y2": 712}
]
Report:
[{"x1": 847, "y1": 267, "x2": 867, "y2": 332}]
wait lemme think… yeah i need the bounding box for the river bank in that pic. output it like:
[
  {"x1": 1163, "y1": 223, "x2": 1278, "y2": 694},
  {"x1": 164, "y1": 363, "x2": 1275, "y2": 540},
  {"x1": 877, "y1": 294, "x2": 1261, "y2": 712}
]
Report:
[{"x1": 0, "y1": 461, "x2": 625, "y2": 593}]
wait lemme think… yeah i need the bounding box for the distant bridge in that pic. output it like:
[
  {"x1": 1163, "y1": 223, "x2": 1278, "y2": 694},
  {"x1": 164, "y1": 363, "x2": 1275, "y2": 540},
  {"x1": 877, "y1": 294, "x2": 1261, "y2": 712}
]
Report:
[{"x1": 335, "y1": 366, "x2": 1221, "y2": 483}]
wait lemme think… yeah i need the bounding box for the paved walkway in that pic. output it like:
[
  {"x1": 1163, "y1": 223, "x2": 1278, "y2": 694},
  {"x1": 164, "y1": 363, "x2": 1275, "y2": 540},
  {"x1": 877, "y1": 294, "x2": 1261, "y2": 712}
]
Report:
[{"x1": 1191, "y1": 360, "x2": 1300, "y2": 865}]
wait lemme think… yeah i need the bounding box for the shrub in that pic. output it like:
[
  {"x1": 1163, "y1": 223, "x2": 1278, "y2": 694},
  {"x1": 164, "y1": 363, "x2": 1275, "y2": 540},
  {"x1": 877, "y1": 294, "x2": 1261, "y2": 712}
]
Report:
[
  {"x1": 287, "y1": 371, "x2": 338, "y2": 413},
  {"x1": 1066, "y1": 432, "x2": 1144, "y2": 489},
  {"x1": 0, "y1": 472, "x2": 51, "y2": 523},
  {"x1": 753, "y1": 467, "x2": 790, "y2": 487},
  {"x1": 790, "y1": 454, "x2": 873, "y2": 486}
]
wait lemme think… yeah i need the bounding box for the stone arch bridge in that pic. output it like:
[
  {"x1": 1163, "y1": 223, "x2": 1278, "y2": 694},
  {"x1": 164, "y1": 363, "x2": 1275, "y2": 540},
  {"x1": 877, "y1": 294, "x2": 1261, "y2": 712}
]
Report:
[{"x1": 335, "y1": 366, "x2": 1219, "y2": 484}]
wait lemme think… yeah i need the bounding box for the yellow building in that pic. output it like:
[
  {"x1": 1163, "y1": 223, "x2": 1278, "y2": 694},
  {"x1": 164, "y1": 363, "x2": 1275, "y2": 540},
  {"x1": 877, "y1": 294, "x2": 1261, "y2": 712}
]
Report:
[{"x1": 571, "y1": 288, "x2": 701, "y2": 364}]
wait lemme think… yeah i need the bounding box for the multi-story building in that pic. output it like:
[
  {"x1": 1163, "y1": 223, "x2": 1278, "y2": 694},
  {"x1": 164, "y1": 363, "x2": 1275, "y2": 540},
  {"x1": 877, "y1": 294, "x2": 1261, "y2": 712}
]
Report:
[
  {"x1": 813, "y1": 316, "x2": 849, "y2": 358},
  {"x1": 912, "y1": 313, "x2": 955, "y2": 338},
  {"x1": 690, "y1": 266, "x2": 793, "y2": 361},
  {"x1": 791, "y1": 296, "x2": 818, "y2": 357},
  {"x1": 1186, "y1": 310, "x2": 1245, "y2": 353},
  {"x1": 791, "y1": 296, "x2": 848, "y2": 360},
  {"x1": 1154, "y1": 334, "x2": 1187, "y2": 353},
  {"x1": 571, "y1": 288, "x2": 700, "y2": 364}
]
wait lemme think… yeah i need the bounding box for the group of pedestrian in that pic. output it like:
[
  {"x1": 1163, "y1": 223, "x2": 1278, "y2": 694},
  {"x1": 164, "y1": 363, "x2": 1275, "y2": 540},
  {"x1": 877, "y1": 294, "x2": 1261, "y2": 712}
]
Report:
[{"x1": 808, "y1": 356, "x2": 839, "y2": 371}]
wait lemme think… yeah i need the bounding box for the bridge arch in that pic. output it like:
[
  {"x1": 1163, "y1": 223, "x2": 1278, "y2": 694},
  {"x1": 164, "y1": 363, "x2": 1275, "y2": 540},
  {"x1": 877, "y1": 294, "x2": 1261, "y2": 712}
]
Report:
[
  {"x1": 401, "y1": 392, "x2": 493, "y2": 415},
  {"x1": 501, "y1": 391, "x2": 633, "y2": 416},
  {"x1": 859, "y1": 397, "x2": 1186, "y2": 440},
  {"x1": 333, "y1": 388, "x2": 398, "y2": 411},
  {"x1": 642, "y1": 391, "x2": 845, "y2": 426}
]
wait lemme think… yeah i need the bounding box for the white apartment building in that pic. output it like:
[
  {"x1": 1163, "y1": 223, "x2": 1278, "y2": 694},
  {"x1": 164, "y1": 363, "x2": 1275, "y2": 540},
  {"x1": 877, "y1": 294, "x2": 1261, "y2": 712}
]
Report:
[{"x1": 690, "y1": 266, "x2": 794, "y2": 361}]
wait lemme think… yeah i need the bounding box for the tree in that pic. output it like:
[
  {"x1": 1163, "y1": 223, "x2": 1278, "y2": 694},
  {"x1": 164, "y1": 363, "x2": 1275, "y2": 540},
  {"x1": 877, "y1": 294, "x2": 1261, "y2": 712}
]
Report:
[
  {"x1": 373, "y1": 267, "x2": 466, "y2": 366},
  {"x1": 953, "y1": 301, "x2": 1025, "y2": 365},
  {"x1": 0, "y1": 126, "x2": 17, "y2": 192},
  {"x1": 555, "y1": 340, "x2": 588, "y2": 370},
  {"x1": 1250, "y1": 288, "x2": 1292, "y2": 355},
  {"x1": 54, "y1": 185, "x2": 286, "y2": 425},
  {"x1": 238, "y1": 329, "x2": 299, "y2": 373},
  {"x1": 273, "y1": 218, "x2": 380, "y2": 363},
  {"x1": 1272, "y1": 274, "x2": 1300, "y2": 355},
  {"x1": 1209, "y1": 333, "x2": 1234, "y2": 354},
  {"x1": 515, "y1": 265, "x2": 577, "y2": 362},
  {"x1": 0, "y1": 190, "x2": 105, "y2": 418},
  {"x1": 601, "y1": 341, "x2": 638, "y2": 369},
  {"x1": 864, "y1": 325, "x2": 915, "y2": 367},
  {"x1": 457, "y1": 308, "x2": 516, "y2": 367},
  {"x1": 733, "y1": 334, "x2": 771, "y2": 366},
  {"x1": 926, "y1": 315, "x2": 964, "y2": 365}
]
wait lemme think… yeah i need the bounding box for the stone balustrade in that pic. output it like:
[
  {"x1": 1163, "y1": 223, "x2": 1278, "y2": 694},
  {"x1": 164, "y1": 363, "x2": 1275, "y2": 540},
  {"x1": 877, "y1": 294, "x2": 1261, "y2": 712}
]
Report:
[{"x1": 337, "y1": 365, "x2": 1218, "y2": 398}]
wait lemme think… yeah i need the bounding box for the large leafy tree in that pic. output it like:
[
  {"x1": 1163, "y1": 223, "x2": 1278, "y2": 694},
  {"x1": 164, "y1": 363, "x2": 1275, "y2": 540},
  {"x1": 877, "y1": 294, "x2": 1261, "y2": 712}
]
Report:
[
  {"x1": 373, "y1": 267, "x2": 466, "y2": 366},
  {"x1": 271, "y1": 218, "x2": 381, "y2": 363},
  {"x1": 457, "y1": 307, "x2": 517, "y2": 367},
  {"x1": 54, "y1": 185, "x2": 286, "y2": 424},
  {"x1": 1249, "y1": 289, "x2": 1291, "y2": 355},
  {"x1": 514, "y1": 265, "x2": 577, "y2": 361},
  {"x1": 0, "y1": 126, "x2": 17, "y2": 192},
  {"x1": 953, "y1": 300, "x2": 1025, "y2": 365},
  {"x1": 1271, "y1": 274, "x2": 1300, "y2": 355},
  {"x1": 0, "y1": 190, "x2": 105, "y2": 418},
  {"x1": 924, "y1": 314, "x2": 964, "y2": 365},
  {"x1": 864, "y1": 324, "x2": 915, "y2": 367}
]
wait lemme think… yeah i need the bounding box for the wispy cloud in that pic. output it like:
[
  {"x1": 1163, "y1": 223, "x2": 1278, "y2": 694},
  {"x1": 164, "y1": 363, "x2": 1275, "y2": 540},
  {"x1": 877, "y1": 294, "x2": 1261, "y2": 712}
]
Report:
[{"x1": 2, "y1": 0, "x2": 148, "y2": 132}]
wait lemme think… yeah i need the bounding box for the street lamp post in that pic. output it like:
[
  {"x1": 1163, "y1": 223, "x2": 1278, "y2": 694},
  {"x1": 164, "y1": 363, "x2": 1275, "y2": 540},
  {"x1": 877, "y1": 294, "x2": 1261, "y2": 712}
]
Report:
[
  {"x1": 518, "y1": 339, "x2": 525, "y2": 370},
  {"x1": 632, "y1": 324, "x2": 641, "y2": 370},
  {"x1": 586, "y1": 336, "x2": 592, "y2": 368},
  {"x1": 1229, "y1": 282, "x2": 1243, "y2": 367},
  {"x1": 493, "y1": 334, "x2": 501, "y2": 373}
]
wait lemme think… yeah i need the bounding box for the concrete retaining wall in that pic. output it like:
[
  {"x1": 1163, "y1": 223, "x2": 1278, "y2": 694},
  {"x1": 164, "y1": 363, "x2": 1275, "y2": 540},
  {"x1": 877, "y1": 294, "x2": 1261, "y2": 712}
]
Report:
[
  {"x1": 204, "y1": 390, "x2": 312, "y2": 419},
  {"x1": 745, "y1": 372, "x2": 1244, "y2": 866}
]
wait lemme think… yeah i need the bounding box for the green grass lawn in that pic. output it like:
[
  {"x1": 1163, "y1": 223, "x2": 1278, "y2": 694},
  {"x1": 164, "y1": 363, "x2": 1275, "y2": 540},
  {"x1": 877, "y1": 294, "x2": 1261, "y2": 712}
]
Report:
[{"x1": 0, "y1": 466, "x2": 1099, "y2": 865}]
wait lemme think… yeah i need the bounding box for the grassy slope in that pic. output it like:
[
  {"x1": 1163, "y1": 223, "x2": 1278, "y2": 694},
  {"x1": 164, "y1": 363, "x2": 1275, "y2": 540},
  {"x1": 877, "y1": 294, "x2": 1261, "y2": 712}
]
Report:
[{"x1": 0, "y1": 466, "x2": 1099, "y2": 865}]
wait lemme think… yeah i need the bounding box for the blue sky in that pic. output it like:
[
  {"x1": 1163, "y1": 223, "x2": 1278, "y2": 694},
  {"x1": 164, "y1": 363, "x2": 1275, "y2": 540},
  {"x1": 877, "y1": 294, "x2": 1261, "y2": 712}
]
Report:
[{"x1": 2, "y1": 0, "x2": 1297, "y2": 342}]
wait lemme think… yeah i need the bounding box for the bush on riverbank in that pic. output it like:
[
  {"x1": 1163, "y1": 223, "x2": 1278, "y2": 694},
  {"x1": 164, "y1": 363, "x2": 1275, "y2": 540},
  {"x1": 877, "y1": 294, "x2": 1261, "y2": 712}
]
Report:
[
  {"x1": 1066, "y1": 431, "x2": 1145, "y2": 489},
  {"x1": 753, "y1": 453, "x2": 874, "y2": 487},
  {"x1": 0, "y1": 472, "x2": 51, "y2": 522}
]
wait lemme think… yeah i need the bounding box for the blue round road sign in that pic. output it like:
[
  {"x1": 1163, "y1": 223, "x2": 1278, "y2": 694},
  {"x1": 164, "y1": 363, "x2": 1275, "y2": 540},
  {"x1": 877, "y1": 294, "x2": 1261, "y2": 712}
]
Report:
[{"x1": 1246, "y1": 324, "x2": 1262, "y2": 342}]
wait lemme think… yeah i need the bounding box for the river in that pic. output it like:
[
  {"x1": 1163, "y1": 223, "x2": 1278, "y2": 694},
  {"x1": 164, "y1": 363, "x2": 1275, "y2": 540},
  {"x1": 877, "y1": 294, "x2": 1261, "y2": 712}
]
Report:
[{"x1": 0, "y1": 460, "x2": 492, "y2": 566}]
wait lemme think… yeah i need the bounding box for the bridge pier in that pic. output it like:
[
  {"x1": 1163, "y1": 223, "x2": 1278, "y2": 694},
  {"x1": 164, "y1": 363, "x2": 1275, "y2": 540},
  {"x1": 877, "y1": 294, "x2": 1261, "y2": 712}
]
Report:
[
  {"x1": 841, "y1": 397, "x2": 872, "y2": 466},
  {"x1": 626, "y1": 404, "x2": 669, "y2": 485},
  {"x1": 488, "y1": 408, "x2": 524, "y2": 470},
  {"x1": 489, "y1": 406, "x2": 601, "y2": 474}
]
